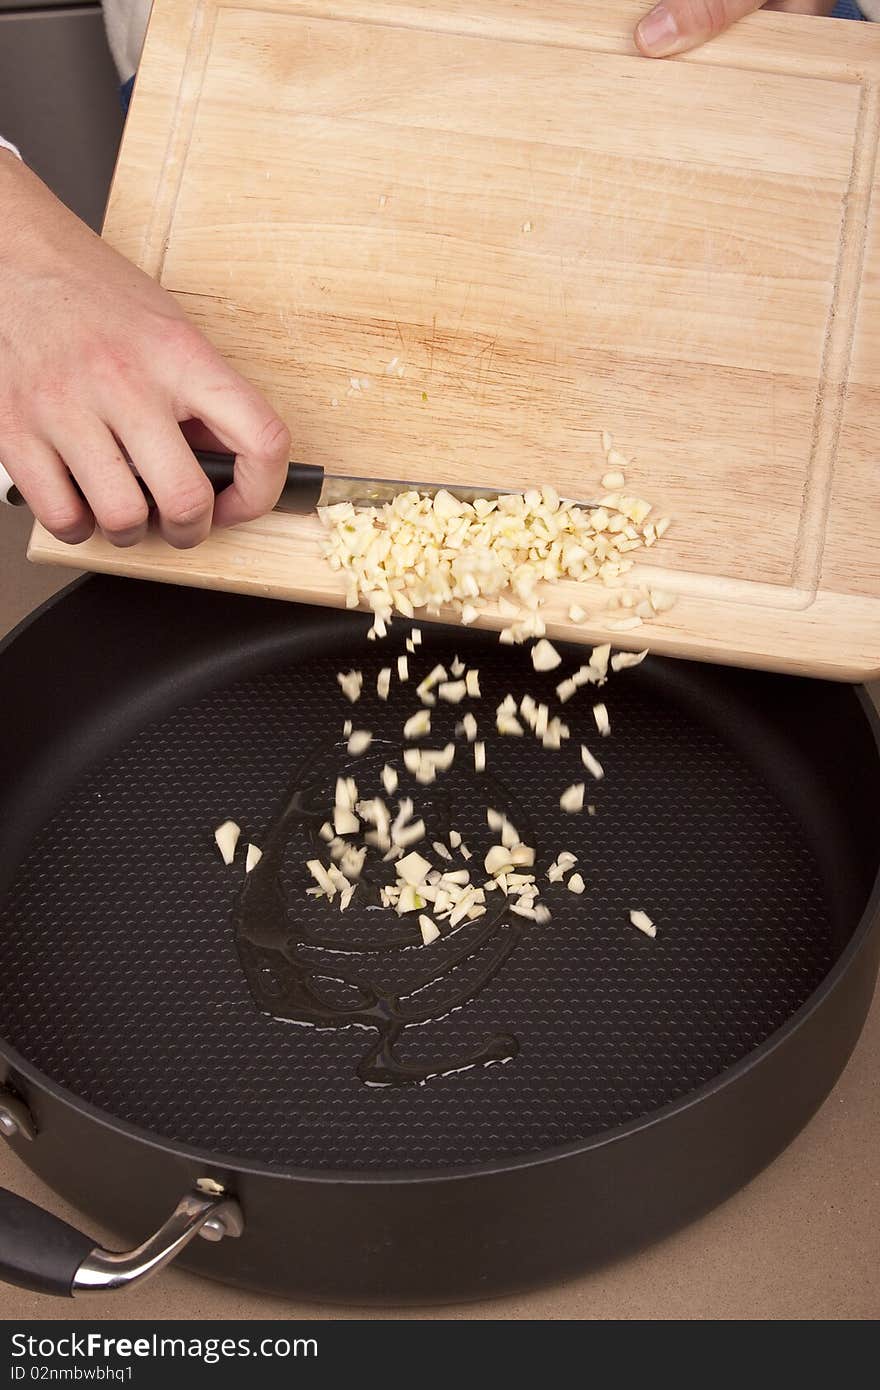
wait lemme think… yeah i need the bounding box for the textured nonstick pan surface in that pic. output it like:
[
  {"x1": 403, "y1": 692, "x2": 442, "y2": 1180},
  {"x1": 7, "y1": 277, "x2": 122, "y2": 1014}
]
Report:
[{"x1": 0, "y1": 579, "x2": 877, "y2": 1175}]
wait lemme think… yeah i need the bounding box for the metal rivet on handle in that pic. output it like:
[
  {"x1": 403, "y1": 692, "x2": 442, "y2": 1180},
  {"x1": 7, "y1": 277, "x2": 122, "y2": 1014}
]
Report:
[
  {"x1": 0, "y1": 1090, "x2": 37, "y2": 1142},
  {"x1": 199, "y1": 1218, "x2": 227, "y2": 1243},
  {"x1": 198, "y1": 1201, "x2": 244, "y2": 1242}
]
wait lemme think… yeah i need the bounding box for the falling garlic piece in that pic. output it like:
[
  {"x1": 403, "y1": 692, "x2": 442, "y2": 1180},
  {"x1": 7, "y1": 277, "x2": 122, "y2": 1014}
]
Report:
[
  {"x1": 611, "y1": 649, "x2": 649, "y2": 672},
  {"x1": 214, "y1": 820, "x2": 240, "y2": 866},
  {"x1": 580, "y1": 745, "x2": 604, "y2": 781},
  {"x1": 531, "y1": 638, "x2": 562, "y2": 672},
  {"x1": 559, "y1": 783, "x2": 585, "y2": 814}
]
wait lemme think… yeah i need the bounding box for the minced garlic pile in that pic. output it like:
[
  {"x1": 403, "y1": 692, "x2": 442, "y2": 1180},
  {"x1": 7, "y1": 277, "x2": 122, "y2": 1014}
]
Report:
[{"x1": 319, "y1": 435, "x2": 674, "y2": 640}]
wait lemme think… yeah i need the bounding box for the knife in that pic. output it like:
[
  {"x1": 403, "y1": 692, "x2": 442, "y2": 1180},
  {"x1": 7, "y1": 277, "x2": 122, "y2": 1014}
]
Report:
[{"x1": 0, "y1": 451, "x2": 596, "y2": 514}]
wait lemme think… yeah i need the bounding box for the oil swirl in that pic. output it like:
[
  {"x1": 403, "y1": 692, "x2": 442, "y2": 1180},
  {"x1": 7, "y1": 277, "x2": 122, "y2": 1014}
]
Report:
[{"x1": 234, "y1": 740, "x2": 524, "y2": 1086}]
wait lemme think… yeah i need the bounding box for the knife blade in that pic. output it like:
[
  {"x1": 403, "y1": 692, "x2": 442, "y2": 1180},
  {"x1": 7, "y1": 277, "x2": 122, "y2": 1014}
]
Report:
[
  {"x1": 0, "y1": 451, "x2": 599, "y2": 514},
  {"x1": 194, "y1": 453, "x2": 601, "y2": 513}
]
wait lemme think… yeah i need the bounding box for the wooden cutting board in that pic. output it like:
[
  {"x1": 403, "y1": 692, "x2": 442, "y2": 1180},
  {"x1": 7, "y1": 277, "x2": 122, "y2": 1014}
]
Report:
[{"x1": 29, "y1": 0, "x2": 880, "y2": 680}]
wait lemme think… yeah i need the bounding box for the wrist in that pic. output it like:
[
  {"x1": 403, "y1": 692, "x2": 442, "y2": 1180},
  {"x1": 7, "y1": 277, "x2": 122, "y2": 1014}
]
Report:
[{"x1": 0, "y1": 156, "x2": 96, "y2": 278}]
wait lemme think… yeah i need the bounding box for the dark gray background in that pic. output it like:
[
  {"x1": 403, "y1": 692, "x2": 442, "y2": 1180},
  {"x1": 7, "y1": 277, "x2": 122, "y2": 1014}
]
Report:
[{"x1": 0, "y1": 4, "x2": 123, "y2": 229}]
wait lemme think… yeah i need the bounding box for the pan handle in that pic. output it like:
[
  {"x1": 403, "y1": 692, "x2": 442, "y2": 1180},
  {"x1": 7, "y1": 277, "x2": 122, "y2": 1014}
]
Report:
[{"x1": 0, "y1": 1184, "x2": 243, "y2": 1297}]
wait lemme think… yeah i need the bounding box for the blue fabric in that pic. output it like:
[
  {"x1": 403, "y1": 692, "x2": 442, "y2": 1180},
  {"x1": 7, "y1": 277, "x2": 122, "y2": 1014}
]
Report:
[
  {"x1": 832, "y1": 1, "x2": 866, "y2": 18},
  {"x1": 120, "y1": 76, "x2": 135, "y2": 114}
]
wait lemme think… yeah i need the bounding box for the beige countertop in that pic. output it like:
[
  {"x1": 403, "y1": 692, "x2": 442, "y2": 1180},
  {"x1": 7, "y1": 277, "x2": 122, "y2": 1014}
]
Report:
[{"x1": 1, "y1": 504, "x2": 878, "y2": 1321}]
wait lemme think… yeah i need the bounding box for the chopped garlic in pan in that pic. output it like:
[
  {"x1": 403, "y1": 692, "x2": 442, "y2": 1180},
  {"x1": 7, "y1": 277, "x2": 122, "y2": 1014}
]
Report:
[
  {"x1": 419, "y1": 915, "x2": 440, "y2": 945},
  {"x1": 629, "y1": 909, "x2": 656, "y2": 938}
]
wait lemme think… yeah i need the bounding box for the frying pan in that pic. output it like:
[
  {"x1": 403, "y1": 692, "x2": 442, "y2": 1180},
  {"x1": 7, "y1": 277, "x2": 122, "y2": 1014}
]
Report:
[{"x1": 0, "y1": 575, "x2": 877, "y2": 1302}]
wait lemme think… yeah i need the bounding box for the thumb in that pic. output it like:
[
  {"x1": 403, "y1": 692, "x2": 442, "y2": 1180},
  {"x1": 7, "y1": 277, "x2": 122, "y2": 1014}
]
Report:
[{"x1": 635, "y1": 0, "x2": 766, "y2": 58}]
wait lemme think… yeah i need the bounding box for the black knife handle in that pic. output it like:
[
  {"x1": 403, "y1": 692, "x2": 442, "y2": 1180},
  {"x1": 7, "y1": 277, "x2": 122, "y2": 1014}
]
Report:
[
  {"x1": 1, "y1": 451, "x2": 324, "y2": 516},
  {"x1": 192, "y1": 451, "x2": 324, "y2": 515}
]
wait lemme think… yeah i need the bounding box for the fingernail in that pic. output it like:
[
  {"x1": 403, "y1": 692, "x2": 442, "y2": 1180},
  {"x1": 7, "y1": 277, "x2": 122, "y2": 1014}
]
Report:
[{"x1": 636, "y1": 5, "x2": 680, "y2": 56}]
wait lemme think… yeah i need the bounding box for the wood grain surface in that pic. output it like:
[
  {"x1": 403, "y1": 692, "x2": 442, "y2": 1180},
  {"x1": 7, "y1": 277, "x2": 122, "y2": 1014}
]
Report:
[{"x1": 28, "y1": 0, "x2": 880, "y2": 679}]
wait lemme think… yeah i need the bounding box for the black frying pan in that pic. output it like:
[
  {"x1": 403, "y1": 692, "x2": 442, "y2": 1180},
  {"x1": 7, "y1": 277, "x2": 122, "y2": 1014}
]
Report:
[{"x1": 0, "y1": 576, "x2": 877, "y2": 1302}]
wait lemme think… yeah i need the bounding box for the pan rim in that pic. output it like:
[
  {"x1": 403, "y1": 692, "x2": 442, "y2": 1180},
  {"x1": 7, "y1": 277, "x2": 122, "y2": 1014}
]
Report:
[{"x1": 0, "y1": 578, "x2": 878, "y2": 1186}]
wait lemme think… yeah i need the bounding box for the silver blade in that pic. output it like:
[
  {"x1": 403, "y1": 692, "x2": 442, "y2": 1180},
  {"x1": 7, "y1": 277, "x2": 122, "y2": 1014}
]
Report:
[{"x1": 315, "y1": 474, "x2": 600, "y2": 511}]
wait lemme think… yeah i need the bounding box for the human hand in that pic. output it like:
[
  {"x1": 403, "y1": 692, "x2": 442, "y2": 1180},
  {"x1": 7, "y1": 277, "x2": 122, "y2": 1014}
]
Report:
[
  {"x1": 0, "y1": 152, "x2": 291, "y2": 548},
  {"x1": 635, "y1": 0, "x2": 836, "y2": 59}
]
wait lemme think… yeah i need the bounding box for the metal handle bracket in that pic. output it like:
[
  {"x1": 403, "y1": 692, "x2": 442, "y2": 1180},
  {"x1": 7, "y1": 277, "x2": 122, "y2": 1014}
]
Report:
[{"x1": 72, "y1": 1188, "x2": 244, "y2": 1295}]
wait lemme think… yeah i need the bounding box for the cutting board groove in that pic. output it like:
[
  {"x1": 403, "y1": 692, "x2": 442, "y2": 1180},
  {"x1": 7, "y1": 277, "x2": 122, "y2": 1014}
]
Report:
[{"x1": 795, "y1": 79, "x2": 879, "y2": 593}]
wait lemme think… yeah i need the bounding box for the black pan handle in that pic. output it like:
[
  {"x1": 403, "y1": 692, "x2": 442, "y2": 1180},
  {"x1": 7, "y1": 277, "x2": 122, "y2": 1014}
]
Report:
[
  {"x1": 0, "y1": 1187, "x2": 94, "y2": 1296},
  {"x1": 0, "y1": 1184, "x2": 243, "y2": 1297},
  {"x1": 0, "y1": 453, "x2": 324, "y2": 516}
]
